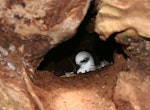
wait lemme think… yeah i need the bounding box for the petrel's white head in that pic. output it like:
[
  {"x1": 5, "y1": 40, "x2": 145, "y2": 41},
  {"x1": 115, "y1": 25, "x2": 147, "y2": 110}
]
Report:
[{"x1": 75, "y1": 51, "x2": 96, "y2": 74}]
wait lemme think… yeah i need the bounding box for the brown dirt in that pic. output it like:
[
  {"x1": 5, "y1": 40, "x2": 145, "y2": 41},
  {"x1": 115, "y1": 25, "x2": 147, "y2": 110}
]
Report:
[{"x1": 31, "y1": 54, "x2": 127, "y2": 110}]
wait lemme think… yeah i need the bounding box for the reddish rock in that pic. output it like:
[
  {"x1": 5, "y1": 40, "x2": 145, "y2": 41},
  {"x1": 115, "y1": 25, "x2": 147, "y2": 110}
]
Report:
[
  {"x1": 0, "y1": 0, "x2": 91, "y2": 110},
  {"x1": 0, "y1": 79, "x2": 34, "y2": 110},
  {"x1": 95, "y1": 1, "x2": 150, "y2": 109},
  {"x1": 95, "y1": 0, "x2": 150, "y2": 40},
  {"x1": 0, "y1": 0, "x2": 91, "y2": 68},
  {"x1": 114, "y1": 71, "x2": 150, "y2": 110},
  {"x1": 0, "y1": 0, "x2": 150, "y2": 110}
]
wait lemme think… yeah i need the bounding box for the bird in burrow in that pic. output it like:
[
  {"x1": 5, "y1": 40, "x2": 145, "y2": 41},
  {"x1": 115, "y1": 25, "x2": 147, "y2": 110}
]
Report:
[
  {"x1": 75, "y1": 51, "x2": 96, "y2": 73},
  {"x1": 63, "y1": 51, "x2": 110, "y2": 77}
]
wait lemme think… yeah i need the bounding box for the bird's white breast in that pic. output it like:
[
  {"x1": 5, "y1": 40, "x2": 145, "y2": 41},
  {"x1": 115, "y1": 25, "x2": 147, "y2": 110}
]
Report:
[{"x1": 77, "y1": 64, "x2": 96, "y2": 73}]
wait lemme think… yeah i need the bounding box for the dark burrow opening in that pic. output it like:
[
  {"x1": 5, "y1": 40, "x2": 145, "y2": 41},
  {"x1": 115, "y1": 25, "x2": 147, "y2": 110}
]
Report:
[
  {"x1": 31, "y1": 1, "x2": 129, "y2": 109},
  {"x1": 37, "y1": 32, "x2": 125, "y2": 77},
  {"x1": 37, "y1": 1, "x2": 126, "y2": 77}
]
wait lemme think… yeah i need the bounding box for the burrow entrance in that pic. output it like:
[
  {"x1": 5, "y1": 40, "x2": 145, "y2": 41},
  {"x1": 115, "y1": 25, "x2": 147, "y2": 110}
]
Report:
[
  {"x1": 37, "y1": 1, "x2": 126, "y2": 77},
  {"x1": 33, "y1": 1, "x2": 128, "y2": 109},
  {"x1": 37, "y1": 26, "x2": 125, "y2": 77}
]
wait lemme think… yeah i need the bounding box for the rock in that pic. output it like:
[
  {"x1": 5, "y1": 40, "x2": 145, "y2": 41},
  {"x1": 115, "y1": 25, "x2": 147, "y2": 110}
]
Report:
[
  {"x1": 0, "y1": 0, "x2": 91, "y2": 109},
  {"x1": 94, "y1": 1, "x2": 150, "y2": 109},
  {"x1": 95, "y1": 0, "x2": 150, "y2": 40},
  {"x1": 114, "y1": 71, "x2": 150, "y2": 110},
  {"x1": 0, "y1": 79, "x2": 34, "y2": 110},
  {"x1": 115, "y1": 29, "x2": 150, "y2": 73},
  {"x1": 0, "y1": 0, "x2": 91, "y2": 68}
]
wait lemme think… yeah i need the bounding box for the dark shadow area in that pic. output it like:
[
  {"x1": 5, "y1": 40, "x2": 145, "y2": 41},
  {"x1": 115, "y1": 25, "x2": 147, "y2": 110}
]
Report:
[
  {"x1": 37, "y1": 0, "x2": 125, "y2": 76},
  {"x1": 37, "y1": 31, "x2": 124, "y2": 76}
]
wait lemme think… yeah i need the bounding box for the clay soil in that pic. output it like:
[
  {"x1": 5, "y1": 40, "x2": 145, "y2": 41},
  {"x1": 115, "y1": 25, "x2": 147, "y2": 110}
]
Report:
[{"x1": 31, "y1": 53, "x2": 127, "y2": 110}]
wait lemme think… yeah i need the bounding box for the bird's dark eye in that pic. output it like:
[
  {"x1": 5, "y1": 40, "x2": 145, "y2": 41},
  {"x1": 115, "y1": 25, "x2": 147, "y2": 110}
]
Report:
[{"x1": 80, "y1": 57, "x2": 89, "y2": 63}]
